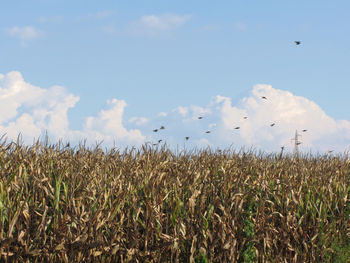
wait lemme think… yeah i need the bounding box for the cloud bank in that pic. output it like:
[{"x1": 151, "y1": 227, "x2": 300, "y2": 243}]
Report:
[
  {"x1": 0, "y1": 71, "x2": 144, "y2": 148},
  {"x1": 0, "y1": 71, "x2": 349, "y2": 153}
]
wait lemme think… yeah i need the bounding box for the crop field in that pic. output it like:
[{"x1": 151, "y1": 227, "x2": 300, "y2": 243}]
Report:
[{"x1": 0, "y1": 137, "x2": 349, "y2": 262}]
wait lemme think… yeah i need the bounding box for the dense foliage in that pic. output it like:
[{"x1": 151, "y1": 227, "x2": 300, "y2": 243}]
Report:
[{"x1": 0, "y1": 138, "x2": 349, "y2": 262}]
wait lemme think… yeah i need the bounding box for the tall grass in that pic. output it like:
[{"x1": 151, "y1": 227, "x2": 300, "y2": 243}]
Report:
[{"x1": 0, "y1": 136, "x2": 349, "y2": 262}]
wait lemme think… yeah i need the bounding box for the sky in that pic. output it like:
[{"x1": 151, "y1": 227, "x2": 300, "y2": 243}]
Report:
[{"x1": 1, "y1": 0, "x2": 350, "y2": 154}]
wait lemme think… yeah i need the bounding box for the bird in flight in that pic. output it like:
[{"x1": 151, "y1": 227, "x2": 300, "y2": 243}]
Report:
[
  {"x1": 198, "y1": 117, "x2": 203, "y2": 119},
  {"x1": 205, "y1": 131, "x2": 211, "y2": 134},
  {"x1": 302, "y1": 129, "x2": 307, "y2": 132},
  {"x1": 160, "y1": 126, "x2": 165, "y2": 130},
  {"x1": 153, "y1": 129, "x2": 158, "y2": 132},
  {"x1": 296, "y1": 142, "x2": 302, "y2": 145},
  {"x1": 234, "y1": 127, "x2": 240, "y2": 129},
  {"x1": 243, "y1": 116, "x2": 248, "y2": 119},
  {"x1": 270, "y1": 123, "x2": 275, "y2": 127},
  {"x1": 295, "y1": 41, "x2": 301, "y2": 45},
  {"x1": 261, "y1": 96, "x2": 267, "y2": 100},
  {"x1": 158, "y1": 139, "x2": 162, "y2": 143},
  {"x1": 185, "y1": 136, "x2": 190, "y2": 140}
]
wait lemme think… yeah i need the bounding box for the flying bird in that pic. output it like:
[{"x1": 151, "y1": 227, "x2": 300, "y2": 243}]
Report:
[
  {"x1": 261, "y1": 96, "x2": 267, "y2": 100},
  {"x1": 302, "y1": 129, "x2": 307, "y2": 132},
  {"x1": 153, "y1": 129, "x2": 158, "y2": 132},
  {"x1": 234, "y1": 127, "x2": 240, "y2": 129},
  {"x1": 198, "y1": 117, "x2": 203, "y2": 119},
  {"x1": 158, "y1": 139, "x2": 163, "y2": 143},
  {"x1": 243, "y1": 116, "x2": 248, "y2": 119},
  {"x1": 295, "y1": 41, "x2": 301, "y2": 45},
  {"x1": 270, "y1": 123, "x2": 275, "y2": 127},
  {"x1": 185, "y1": 136, "x2": 190, "y2": 140},
  {"x1": 205, "y1": 131, "x2": 211, "y2": 134},
  {"x1": 296, "y1": 142, "x2": 302, "y2": 145},
  {"x1": 160, "y1": 126, "x2": 165, "y2": 130}
]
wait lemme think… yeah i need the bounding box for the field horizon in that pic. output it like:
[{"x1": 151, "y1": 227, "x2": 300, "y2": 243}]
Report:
[{"x1": 0, "y1": 136, "x2": 348, "y2": 262}]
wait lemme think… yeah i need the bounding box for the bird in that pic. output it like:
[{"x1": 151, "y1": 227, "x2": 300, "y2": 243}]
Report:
[
  {"x1": 158, "y1": 139, "x2": 162, "y2": 143},
  {"x1": 243, "y1": 116, "x2": 248, "y2": 119},
  {"x1": 160, "y1": 126, "x2": 165, "y2": 130},
  {"x1": 296, "y1": 142, "x2": 302, "y2": 145},
  {"x1": 234, "y1": 127, "x2": 240, "y2": 129},
  {"x1": 198, "y1": 117, "x2": 203, "y2": 119},
  {"x1": 185, "y1": 136, "x2": 190, "y2": 140},
  {"x1": 279, "y1": 146, "x2": 285, "y2": 159},
  {"x1": 270, "y1": 123, "x2": 275, "y2": 127},
  {"x1": 302, "y1": 129, "x2": 307, "y2": 132},
  {"x1": 205, "y1": 131, "x2": 211, "y2": 134},
  {"x1": 153, "y1": 129, "x2": 158, "y2": 132},
  {"x1": 328, "y1": 150, "x2": 334, "y2": 153},
  {"x1": 295, "y1": 41, "x2": 301, "y2": 45},
  {"x1": 261, "y1": 96, "x2": 267, "y2": 100}
]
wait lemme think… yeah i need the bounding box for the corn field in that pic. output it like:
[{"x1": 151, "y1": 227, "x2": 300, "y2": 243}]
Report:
[{"x1": 0, "y1": 137, "x2": 349, "y2": 262}]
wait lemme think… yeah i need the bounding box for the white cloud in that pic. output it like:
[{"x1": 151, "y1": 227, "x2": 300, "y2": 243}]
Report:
[
  {"x1": 6, "y1": 26, "x2": 43, "y2": 43},
  {"x1": 174, "y1": 106, "x2": 188, "y2": 117},
  {"x1": 129, "y1": 13, "x2": 191, "y2": 36},
  {"x1": 154, "y1": 85, "x2": 350, "y2": 153},
  {"x1": 139, "y1": 14, "x2": 190, "y2": 30},
  {"x1": 0, "y1": 71, "x2": 145, "y2": 148},
  {"x1": 128, "y1": 117, "x2": 149, "y2": 126},
  {"x1": 0, "y1": 72, "x2": 78, "y2": 142},
  {"x1": 1, "y1": 71, "x2": 349, "y2": 153},
  {"x1": 80, "y1": 99, "x2": 144, "y2": 146}
]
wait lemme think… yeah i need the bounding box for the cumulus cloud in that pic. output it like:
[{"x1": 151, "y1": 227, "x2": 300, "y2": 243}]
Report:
[
  {"x1": 81, "y1": 98, "x2": 144, "y2": 145},
  {"x1": 153, "y1": 85, "x2": 350, "y2": 153},
  {"x1": 0, "y1": 71, "x2": 349, "y2": 153},
  {"x1": 0, "y1": 72, "x2": 78, "y2": 142},
  {"x1": 6, "y1": 26, "x2": 43, "y2": 43},
  {"x1": 0, "y1": 71, "x2": 145, "y2": 148}
]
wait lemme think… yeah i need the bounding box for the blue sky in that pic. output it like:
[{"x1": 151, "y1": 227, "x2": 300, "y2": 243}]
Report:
[{"x1": 1, "y1": 1, "x2": 350, "y2": 153}]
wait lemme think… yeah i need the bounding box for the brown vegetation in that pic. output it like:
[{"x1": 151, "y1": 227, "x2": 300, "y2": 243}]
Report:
[{"x1": 0, "y1": 137, "x2": 349, "y2": 262}]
